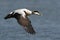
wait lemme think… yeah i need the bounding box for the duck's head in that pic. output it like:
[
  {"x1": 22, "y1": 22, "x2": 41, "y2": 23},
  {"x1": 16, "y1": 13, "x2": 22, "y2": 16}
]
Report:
[
  {"x1": 24, "y1": 10, "x2": 42, "y2": 16},
  {"x1": 32, "y1": 11, "x2": 41, "y2": 16},
  {"x1": 4, "y1": 12, "x2": 21, "y2": 19}
]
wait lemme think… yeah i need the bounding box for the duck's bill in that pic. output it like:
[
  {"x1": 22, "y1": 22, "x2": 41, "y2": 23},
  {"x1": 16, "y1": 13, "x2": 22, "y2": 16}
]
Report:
[
  {"x1": 38, "y1": 12, "x2": 43, "y2": 16},
  {"x1": 37, "y1": 13, "x2": 43, "y2": 16}
]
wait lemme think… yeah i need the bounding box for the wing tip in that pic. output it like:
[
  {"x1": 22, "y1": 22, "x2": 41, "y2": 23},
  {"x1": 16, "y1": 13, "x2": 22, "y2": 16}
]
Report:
[
  {"x1": 30, "y1": 31, "x2": 36, "y2": 34},
  {"x1": 28, "y1": 30, "x2": 36, "y2": 34}
]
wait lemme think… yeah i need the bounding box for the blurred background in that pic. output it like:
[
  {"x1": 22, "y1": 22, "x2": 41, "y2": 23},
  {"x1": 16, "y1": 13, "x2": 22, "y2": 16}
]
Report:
[{"x1": 0, "y1": 0, "x2": 60, "y2": 40}]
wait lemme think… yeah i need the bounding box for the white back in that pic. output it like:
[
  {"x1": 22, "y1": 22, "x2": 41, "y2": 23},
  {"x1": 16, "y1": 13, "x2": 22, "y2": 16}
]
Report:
[{"x1": 9, "y1": 8, "x2": 32, "y2": 18}]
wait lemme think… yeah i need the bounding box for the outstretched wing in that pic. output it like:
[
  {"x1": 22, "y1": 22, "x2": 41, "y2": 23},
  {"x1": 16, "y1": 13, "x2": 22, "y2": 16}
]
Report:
[{"x1": 18, "y1": 16, "x2": 36, "y2": 34}]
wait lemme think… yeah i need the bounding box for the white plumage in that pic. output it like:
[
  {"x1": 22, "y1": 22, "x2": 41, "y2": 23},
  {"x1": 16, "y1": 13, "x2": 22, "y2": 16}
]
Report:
[
  {"x1": 9, "y1": 8, "x2": 40, "y2": 18},
  {"x1": 10, "y1": 8, "x2": 32, "y2": 18}
]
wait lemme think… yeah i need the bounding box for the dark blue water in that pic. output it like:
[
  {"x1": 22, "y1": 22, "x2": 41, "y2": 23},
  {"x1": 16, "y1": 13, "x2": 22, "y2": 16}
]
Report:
[{"x1": 0, "y1": 0, "x2": 60, "y2": 40}]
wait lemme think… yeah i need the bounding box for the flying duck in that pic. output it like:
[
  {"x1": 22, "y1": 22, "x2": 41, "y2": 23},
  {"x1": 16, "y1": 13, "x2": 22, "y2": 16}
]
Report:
[{"x1": 4, "y1": 8, "x2": 40, "y2": 34}]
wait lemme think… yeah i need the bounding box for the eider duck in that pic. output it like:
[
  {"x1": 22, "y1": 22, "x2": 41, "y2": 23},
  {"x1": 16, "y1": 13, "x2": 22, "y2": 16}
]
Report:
[{"x1": 4, "y1": 8, "x2": 40, "y2": 34}]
